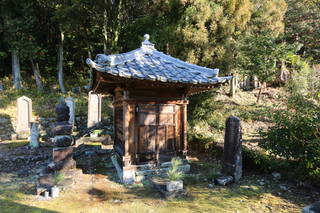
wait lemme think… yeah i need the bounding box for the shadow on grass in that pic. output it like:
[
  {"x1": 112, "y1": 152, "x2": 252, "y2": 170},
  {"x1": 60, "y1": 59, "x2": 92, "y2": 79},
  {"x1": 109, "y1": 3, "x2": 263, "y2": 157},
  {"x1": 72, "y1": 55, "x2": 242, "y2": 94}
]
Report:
[{"x1": 0, "y1": 199, "x2": 59, "y2": 213}]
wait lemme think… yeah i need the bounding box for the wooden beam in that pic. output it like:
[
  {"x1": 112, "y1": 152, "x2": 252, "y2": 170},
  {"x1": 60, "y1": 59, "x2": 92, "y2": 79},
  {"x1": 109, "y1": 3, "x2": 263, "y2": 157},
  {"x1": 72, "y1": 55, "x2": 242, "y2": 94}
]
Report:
[{"x1": 182, "y1": 103, "x2": 188, "y2": 156}]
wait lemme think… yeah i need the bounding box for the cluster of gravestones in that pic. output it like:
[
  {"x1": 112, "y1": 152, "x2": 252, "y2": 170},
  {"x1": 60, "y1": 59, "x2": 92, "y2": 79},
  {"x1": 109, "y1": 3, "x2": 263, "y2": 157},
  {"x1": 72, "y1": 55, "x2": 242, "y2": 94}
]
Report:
[
  {"x1": 37, "y1": 98, "x2": 77, "y2": 196},
  {"x1": 15, "y1": 92, "x2": 102, "y2": 143},
  {"x1": 21, "y1": 93, "x2": 102, "y2": 198},
  {"x1": 230, "y1": 75, "x2": 260, "y2": 93}
]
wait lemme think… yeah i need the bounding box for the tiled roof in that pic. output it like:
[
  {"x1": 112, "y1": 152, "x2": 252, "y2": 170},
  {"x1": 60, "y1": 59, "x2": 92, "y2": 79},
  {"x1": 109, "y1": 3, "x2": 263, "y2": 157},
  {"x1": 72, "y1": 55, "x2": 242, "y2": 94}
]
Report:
[{"x1": 86, "y1": 34, "x2": 232, "y2": 85}]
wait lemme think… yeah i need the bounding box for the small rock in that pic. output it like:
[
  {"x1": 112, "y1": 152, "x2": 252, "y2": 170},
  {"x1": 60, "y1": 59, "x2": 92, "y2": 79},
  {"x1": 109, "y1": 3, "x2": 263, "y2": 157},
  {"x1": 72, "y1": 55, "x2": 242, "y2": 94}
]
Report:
[
  {"x1": 259, "y1": 181, "x2": 265, "y2": 186},
  {"x1": 279, "y1": 185, "x2": 288, "y2": 191},
  {"x1": 208, "y1": 184, "x2": 214, "y2": 188},
  {"x1": 216, "y1": 176, "x2": 234, "y2": 186},
  {"x1": 272, "y1": 172, "x2": 281, "y2": 180},
  {"x1": 266, "y1": 205, "x2": 273, "y2": 210}
]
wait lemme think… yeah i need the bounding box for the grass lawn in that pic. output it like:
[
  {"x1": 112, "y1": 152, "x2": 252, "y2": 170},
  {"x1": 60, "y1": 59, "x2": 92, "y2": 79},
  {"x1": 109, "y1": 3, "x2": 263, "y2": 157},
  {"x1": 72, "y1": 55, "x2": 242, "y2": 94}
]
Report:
[{"x1": 0, "y1": 151, "x2": 316, "y2": 213}]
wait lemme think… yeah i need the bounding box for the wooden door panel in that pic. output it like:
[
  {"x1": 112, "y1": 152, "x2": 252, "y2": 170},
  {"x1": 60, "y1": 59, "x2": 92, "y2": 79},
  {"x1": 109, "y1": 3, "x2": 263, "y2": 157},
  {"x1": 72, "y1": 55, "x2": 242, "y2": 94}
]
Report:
[
  {"x1": 139, "y1": 112, "x2": 156, "y2": 125},
  {"x1": 158, "y1": 126, "x2": 166, "y2": 152},
  {"x1": 166, "y1": 125, "x2": 175, "y2": 151},
  {"x1": 138, "y1": 126, "x2": 156, "y2": 153}
]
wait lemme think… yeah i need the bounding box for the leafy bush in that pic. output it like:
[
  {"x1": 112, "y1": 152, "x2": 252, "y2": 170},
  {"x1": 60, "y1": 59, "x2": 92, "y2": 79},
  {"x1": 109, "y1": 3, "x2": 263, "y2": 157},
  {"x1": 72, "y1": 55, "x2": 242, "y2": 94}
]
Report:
[
  {"x1": 53, "y1": 172, "x2": 65, "y2": 186},
  {"x1": 167, "y1": 157, "x2": 184, "y2": 181},
  {"x1": 259, "y1": 95, "x2": 320, "y2": 180}
]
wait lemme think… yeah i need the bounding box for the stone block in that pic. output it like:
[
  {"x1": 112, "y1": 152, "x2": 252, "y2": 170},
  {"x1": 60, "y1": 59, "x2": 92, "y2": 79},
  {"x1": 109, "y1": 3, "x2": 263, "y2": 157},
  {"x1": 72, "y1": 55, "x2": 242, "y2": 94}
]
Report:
[
  {"x1": 123, "y1": 169, "x2": 135, "y2": 184},
  {"x1": 38, "y1": 173, "x2": 54, "y2": 186},
  {"x1": 52, "y1": 125, "x2": 73, "y2": 135},
  {"x1": 53, "y1": 147, "x2": 73, "y2": 162},
  {"x1": 53, "y1": 135, "x2": 73, "y2": 147},
  {"x1": 216, "y1": 175, "x2": 234, "y2": 186},
  {"x1": 48, "y1": 158, "x2": 76, "y2": 172},
  {"x1": 303, "y1": 201, "x2": 320, "y2": 213},
  {"x1": 166, "y1": 180, "x2": 183, "y2": 192}
]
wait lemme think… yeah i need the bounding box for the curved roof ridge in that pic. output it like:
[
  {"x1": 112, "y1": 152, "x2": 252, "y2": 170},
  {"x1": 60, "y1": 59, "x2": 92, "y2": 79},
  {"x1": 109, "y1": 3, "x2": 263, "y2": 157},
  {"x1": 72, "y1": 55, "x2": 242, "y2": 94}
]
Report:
[{"x1": 86, "y1": 34, "x2": 232, "y2": 85}]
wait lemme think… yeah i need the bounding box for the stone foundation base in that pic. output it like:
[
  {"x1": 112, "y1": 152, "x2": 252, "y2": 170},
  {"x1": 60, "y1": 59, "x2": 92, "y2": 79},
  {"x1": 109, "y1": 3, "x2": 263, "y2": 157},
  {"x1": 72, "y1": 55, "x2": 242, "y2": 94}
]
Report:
[{"x1": 111, "y1": 154, "x2": 190, "y2": 184}]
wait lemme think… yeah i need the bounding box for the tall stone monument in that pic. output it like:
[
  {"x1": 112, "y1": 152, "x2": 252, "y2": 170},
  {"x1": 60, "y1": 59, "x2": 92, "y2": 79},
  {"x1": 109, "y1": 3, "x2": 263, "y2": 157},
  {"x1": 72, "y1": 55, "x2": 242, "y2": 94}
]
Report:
[
  {"x1": 16, "y1": 96, "x2": 32, "y2": 139},
  {"x1": 37, "y1": 97, "x2": 76, "y2": 196},
  {"x1": 87, "y1": 91, "x2": 102, "y2": 128},
  {"x1": 222, "y1": 116, "x2": 242, "y2": 182}
]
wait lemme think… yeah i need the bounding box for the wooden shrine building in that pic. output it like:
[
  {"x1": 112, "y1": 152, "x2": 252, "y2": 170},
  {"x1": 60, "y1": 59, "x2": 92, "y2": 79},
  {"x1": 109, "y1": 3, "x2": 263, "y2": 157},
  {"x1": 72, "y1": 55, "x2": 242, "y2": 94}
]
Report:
[{"x1": 86, "y1": 34, "x2": 231, "y2": 183}]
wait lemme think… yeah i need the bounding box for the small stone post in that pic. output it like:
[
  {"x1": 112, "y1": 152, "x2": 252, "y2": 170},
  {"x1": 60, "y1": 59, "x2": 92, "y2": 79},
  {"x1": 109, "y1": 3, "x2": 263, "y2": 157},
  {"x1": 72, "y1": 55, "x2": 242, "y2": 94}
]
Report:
[
  {"x1": 229, "y1": 73, "x2": 236, "y2": 97},
  {"x1": 16, "y1": 96, "x2": 32, "y2": 138},
  {"x1": 29, "y1": 122, "x2": 39, "y2": 148},
  {"x1": 87, "y1": 91, "x2": 102, "y2": 128},
  {"x1": 222, "y1": 116, "x2": 242, "y2": 182},
  {"x1": 252, "y1": 76, "x2": 259, "y2": 89}
]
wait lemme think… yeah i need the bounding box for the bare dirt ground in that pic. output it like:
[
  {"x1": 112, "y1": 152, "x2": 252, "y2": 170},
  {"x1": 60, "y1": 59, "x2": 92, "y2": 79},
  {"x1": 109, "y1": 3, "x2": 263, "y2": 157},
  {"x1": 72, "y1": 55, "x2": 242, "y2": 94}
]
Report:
[{"x1": 0, "y1": 140, "x2": 319, "y2": 213}]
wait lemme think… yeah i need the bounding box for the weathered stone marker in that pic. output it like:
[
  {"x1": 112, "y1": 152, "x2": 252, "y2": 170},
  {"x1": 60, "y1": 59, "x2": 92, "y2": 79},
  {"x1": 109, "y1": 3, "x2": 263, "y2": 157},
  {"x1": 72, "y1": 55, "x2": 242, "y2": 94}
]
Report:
[
  {"x1": 87, "y1": 91, "x2": 102, "y2": 128},
  {"x1": 29, "y1": 122, "x2": 39, "y2": 148},
  {"x1": 229, "y1": 74, "x2": 236, "y2": 97},
  {"x1": 222, "y1": 115, "x2": 242, "y2": 182},
  {"x1": 16, "y1": 96, "x2": 32, "y2": 138},
  {"x1": 252, "y1": 76, "x2": 260, "y2": 89},
  {"x1": 65, "y1": 97, "x2": 75, "y2": 125}
]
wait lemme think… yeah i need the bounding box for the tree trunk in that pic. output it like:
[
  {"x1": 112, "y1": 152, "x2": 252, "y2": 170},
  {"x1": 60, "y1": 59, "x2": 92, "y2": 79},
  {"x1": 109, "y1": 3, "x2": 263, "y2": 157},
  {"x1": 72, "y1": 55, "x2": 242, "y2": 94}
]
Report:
[
  {"x1": 12, "y1": 50, "x2": 22, "y2": 89},
  {"x1": 103, "y1": 1, "x2": 108, "y2": 54},
  {"x1": 31, "y1": 59, "x2": 43, "y2": 91},
  {"x1": 88, "y1": 49, "x2": 93, "y2": 89},
  {"x1": 58, "y1": 31, "x2": 66, "y2": 93},
  {"x1": 256, "y1": 84, "x2": 263, "y2": 103}
]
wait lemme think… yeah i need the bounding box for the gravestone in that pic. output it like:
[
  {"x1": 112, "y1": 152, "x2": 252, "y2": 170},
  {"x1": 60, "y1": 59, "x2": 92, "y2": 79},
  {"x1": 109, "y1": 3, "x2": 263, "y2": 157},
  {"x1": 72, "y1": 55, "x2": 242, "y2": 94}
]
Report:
[
  {"x1": 29, "y1": 122, "x2": 39, "y2": 148},
  {"x1": 65, "y1": 97, "x2": 75, "y2": 125},
  {"x1": 0, "y1": 84, "x2": 4, "y2": 91},
  {"x1": 16, "y1": 96, "x2": 32, "y2": 138},
  {"x1": 222, "y1": 116, "x2": 242, "y2": 182},
  {"x1": 87, "y1": 91, "x2": 102, "y2": 128},
  {"x1": 252, "y1": 76, "x2": 260, "y2": 88},
  {"x1": 245, "y1": 76, "x2": 251, "y2": 90},
  {"x1": 229, "y1": 74, "x2": 236, "y2": 97}
]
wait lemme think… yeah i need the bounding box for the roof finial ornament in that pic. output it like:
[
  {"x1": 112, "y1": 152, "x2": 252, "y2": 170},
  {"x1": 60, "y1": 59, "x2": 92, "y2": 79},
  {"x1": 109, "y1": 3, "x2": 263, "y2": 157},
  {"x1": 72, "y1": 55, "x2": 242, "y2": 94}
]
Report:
[
  {"x1": 144, "y1": 34, "x2": 150, "y2": 41},
  {"x1": 141, "y1": 33, "x2": 154, "y2": 50}
]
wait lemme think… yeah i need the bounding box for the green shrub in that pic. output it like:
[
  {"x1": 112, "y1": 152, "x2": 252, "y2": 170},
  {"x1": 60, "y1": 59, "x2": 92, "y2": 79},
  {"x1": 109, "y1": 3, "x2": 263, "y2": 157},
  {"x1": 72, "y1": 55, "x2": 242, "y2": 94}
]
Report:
[
  {"x1": 167, "y1": 157, "x2": 184, "y2": 181},
  {"x1": 53, "y1": 172, "x2": 65, "y2": 186},
  {"x1": 259, "y1": 94, "x2": 320, "y2": 180}
]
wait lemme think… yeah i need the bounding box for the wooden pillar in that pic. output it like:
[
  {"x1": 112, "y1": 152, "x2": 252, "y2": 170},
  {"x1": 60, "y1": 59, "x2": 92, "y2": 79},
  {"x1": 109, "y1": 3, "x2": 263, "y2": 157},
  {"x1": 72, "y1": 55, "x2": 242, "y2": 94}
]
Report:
[
  {"x1": 182, "y1": 102, "x2": 188, "y2": 156},
  {"x1": 123, "y1": 101, "x2": 134, "y2": 167}
]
